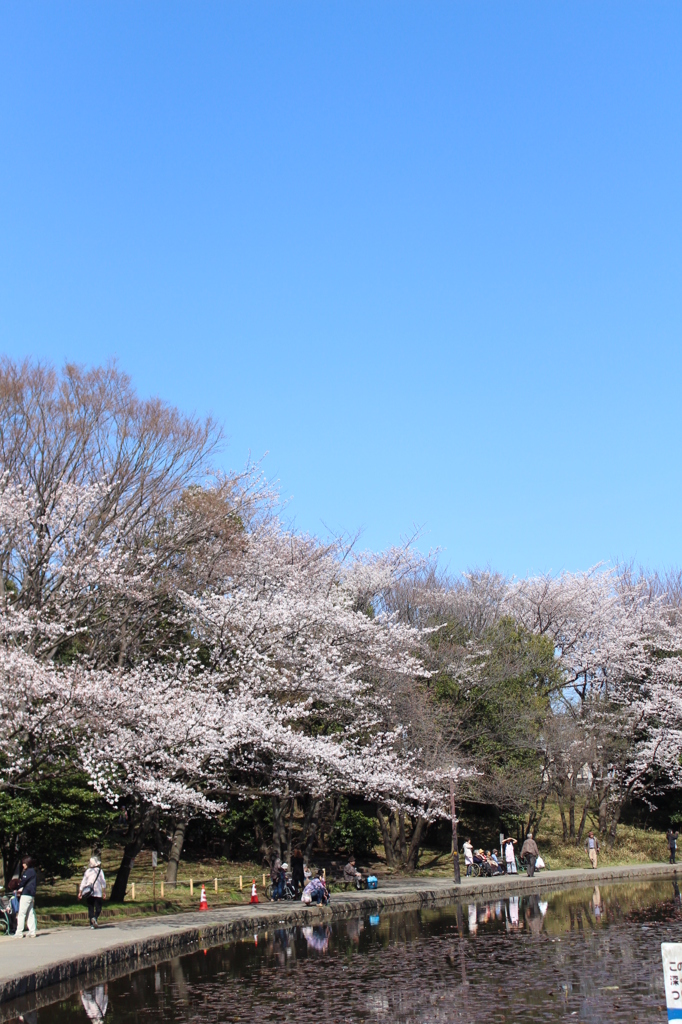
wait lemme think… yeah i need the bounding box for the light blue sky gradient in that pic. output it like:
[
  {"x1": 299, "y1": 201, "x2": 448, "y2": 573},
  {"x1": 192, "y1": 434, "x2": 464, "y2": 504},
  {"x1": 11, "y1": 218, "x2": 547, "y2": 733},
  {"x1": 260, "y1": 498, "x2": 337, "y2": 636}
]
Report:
[{"x1": 1, "y1": 2, "x2": 681, "y2": 576}]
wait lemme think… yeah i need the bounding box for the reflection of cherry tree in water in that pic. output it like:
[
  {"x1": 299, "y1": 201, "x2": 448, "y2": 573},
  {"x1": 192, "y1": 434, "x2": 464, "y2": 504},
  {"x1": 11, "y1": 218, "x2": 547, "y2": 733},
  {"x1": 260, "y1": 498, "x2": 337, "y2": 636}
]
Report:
[{"x1": 38, "y1": 886, "x2": 682, "y2": 1024}]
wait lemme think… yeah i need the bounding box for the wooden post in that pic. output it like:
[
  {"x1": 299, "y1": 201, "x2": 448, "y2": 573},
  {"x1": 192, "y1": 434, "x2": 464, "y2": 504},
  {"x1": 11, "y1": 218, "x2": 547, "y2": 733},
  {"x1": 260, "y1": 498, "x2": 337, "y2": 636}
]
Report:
[
  {"x1": 262, "y1": 873, "x2": 266, "y2": 888},
  {"x1": 190, "y1": 878, "x2": 194, "y2": 896},
  {"x1": 131, "y1": 883, "x2": 136, "y2": 901},
  {"x1": 160, "y1": 880, "x2": 164, "y2": 898},
  {"x1": 450, "y1": 778, "x2": 461, "y2": 884},
  {"x1": 214, "y1": 877, "x2": 218, "y2": 893},
  {"x1": 239, "y1": 875, "x2": 243, "y2": 890}
]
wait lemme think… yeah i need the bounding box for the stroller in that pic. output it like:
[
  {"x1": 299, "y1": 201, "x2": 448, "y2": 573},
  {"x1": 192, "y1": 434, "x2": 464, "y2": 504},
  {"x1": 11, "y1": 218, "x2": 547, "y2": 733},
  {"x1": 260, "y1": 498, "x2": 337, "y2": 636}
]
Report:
[{"x1": 0, "y1": 890, "x2": 17, "y2": 936}]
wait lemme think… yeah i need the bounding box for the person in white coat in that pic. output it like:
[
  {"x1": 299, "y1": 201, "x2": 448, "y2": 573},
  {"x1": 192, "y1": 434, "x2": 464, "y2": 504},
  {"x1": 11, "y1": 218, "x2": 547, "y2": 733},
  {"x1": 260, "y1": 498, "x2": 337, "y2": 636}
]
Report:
[
  {"x1": 462, "y1": 838, "x2": 474, "y2": 876},
  {"x1": 504, "y1": 838, "x2": 517, "y2": 874},
  {"x1": 78, "y1": 857, "x2": 106, "y2": 928}
]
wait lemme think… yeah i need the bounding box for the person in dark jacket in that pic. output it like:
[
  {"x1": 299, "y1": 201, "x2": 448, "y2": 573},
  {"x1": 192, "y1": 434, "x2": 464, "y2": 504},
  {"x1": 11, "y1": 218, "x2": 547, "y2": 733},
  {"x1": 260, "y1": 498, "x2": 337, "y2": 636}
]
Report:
[
  {"x1": 520, "y1": 834, "x2": 539, "y2": 877},
  {"x1": 290, "y1": 848, "x2": 305, "y2": 895},
  {"x1": 15, "y1": 857, "x2": 38, "y2": 937},
  {"x1": 667, "y1": 827, "x2": 679, "y2": 865}
]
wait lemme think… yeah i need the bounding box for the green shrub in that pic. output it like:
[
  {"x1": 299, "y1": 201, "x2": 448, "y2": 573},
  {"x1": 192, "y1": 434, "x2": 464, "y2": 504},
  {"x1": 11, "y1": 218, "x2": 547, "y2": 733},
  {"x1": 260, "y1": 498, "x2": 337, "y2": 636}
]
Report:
[{"x1": 329, "y1": 803, "x2": 379, "y2": 859}]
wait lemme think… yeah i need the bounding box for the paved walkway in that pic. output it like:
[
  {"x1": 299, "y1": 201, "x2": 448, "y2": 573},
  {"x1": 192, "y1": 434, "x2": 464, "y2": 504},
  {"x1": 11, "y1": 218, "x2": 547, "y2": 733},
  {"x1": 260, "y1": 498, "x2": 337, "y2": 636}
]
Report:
[{"x1": 0, "y1": 861, "x2": 677, "y2": 1015}]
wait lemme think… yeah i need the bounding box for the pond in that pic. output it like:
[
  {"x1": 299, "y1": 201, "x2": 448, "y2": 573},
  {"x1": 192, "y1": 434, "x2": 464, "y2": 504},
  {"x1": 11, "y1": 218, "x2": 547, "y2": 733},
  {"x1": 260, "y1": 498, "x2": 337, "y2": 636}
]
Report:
[{"x1": 10, "y1": 879, "x2": 682, "y2": 1023}]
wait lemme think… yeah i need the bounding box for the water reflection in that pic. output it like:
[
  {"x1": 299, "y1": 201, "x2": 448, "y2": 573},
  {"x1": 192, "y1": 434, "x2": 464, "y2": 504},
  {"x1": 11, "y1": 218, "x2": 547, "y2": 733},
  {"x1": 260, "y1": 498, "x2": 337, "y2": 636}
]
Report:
[
  {"x1": 79, "y1": 987, "x2": 108, "y2": 1021},
  {"x1": 14, "y1": 880, "x2": 682, "y2": 1023}
]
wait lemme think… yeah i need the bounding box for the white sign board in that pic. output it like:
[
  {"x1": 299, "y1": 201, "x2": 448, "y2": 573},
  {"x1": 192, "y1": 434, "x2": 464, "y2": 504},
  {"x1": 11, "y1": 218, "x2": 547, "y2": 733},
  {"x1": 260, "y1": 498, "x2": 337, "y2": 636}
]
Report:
[
  {"x1": 661, "y1": 943, "x2": 682, "y2": 1021},
  {"x1": 151, "y1": 851, "x2": 158, "y2": 868}
]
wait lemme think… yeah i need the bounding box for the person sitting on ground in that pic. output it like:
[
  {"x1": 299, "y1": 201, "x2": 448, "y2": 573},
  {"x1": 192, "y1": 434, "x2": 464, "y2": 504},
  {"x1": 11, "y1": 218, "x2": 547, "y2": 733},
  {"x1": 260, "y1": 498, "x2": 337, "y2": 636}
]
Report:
[
  {"x1": 302, "y1": 872, "x2": 330, "y2": 906},
  {"x1": 520, "y1": 832, "x2": 539, "y2": 878},
  {"x1": 343, "y1": 856, "x2": 364, "y2": 888},
  {"x1": 78, "y1": 855, "x2": 107, "y2": 928}
]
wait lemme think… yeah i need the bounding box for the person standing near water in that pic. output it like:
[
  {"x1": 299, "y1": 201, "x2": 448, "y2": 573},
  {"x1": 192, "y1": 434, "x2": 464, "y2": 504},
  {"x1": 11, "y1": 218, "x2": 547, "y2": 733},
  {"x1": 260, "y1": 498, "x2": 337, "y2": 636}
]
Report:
[
  {"x1": 462, "y1": 838, "x2": 474, "y2": 876},
  {"x1": 667, "y1": 826, "x2": 679, "y2": 864},
  {"x1": 585, "y1": 831, "x2": 599, "y2": 868},
  {"x1": 78, "y1": 856, "x2": 106, "y2": 928},
  {"x1": 14, "y1": 857, "x2": 38, "y2": 937},
  {"x1": 504, "y1": 838, "x2": 517, "y2": 874},
  {"x1": 520, "y1": 833, "x2": 539, "y2": 877}
]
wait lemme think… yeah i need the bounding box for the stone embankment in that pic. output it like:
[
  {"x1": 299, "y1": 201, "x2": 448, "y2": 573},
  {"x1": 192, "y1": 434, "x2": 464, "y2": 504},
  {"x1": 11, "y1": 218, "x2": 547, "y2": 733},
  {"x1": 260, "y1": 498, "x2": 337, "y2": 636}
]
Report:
[{"x1": 1, "y1": 862, "x2": 677, "y2": 1019}]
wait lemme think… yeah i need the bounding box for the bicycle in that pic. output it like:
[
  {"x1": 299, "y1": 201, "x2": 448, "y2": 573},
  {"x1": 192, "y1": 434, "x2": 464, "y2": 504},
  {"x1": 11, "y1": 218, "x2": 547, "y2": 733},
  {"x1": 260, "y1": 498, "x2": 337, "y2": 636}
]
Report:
[
  {"x1": 0, "y1": 893, "x2": 16, "y2": 936},
  {"x1": 266, "y1": 879, "x2": 297, "y2": 901}
]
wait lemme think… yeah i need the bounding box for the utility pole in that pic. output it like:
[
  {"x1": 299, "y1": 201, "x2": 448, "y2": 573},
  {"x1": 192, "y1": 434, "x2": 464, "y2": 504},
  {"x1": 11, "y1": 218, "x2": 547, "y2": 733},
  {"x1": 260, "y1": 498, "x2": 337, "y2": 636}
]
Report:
[{"x1": 450, "y1": 778, "x2": 461, "y2": 884}]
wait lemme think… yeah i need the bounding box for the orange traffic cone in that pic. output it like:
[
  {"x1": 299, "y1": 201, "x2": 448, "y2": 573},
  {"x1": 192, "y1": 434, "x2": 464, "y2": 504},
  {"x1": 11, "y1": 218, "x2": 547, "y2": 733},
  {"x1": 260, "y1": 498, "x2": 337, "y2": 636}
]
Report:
[
  {"x1": 199, "y1": 885, "x2": 208, "y2": 911},
  {"x1": 250, "y1": 879, "x2": 259, "y2": 904}
]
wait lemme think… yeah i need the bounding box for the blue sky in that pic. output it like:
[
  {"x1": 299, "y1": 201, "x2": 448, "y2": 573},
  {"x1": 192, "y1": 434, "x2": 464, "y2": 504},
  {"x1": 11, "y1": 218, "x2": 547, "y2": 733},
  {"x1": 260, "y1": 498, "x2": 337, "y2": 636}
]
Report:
[{"x1": 1, "y1": 2, "x2": 681, "y2": 576}]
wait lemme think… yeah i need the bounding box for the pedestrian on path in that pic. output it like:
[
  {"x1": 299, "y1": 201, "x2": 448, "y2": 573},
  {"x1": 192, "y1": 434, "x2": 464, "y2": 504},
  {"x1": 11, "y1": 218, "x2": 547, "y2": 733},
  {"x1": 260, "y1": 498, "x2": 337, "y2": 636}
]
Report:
[
  {"x1": 78, "y1": 856, "x2": 106, "y2": 928},
  {"x1": 667, "y1": 826, "x2": 679, "y2": 865},
  {"x1": 585, "y1": 831, "x2": 599, "y2": 869},
  {"x1": 15, "y1": 856, "x2": 38, "y2": 938},
  {"x1": 462, "y1": 838, "x2": 474, "y2": 876},
  {"x1": 504, "y1": 838, "x2": 517, "y2": 874},
  {"x1": 520, "y1": 833, "x2": 539, "y2": 877}
]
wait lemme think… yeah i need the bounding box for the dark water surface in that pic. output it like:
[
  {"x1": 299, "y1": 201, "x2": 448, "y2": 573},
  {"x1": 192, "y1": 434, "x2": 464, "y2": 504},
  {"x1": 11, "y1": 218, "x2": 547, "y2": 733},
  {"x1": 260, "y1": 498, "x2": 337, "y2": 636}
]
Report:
[{"x1": 13, "y1": 880, "x2": 682, "y2": 1023}]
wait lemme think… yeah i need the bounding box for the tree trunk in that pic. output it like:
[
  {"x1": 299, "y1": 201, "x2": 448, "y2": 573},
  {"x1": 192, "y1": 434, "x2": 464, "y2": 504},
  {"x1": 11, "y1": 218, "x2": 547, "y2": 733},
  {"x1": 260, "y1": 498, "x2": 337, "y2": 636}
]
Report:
[
  {"x1": 598, "y1": 791, "x2": 608, "y2": 835},
  {"x1": 110, "y1": 812, "x2": 155, "y2": 903},
  {"x1": 405, "y1": 815, "x2": 427, "y2": 872},
  {"x1": 285, "y1": 799, "x2": 295, "y2": 866},
  {"x1": 377, "y1": 806, "x2": 397, "y2": 866},
  {"x1": 557, "y1": 797, "x2": 568, "y2": 842},
  {"x1": 398, "y1": 811, "x2": 407, "y2": 863},
  {"x1": 526, "y1": 794, "x2": 548, "y2": 841},
  {"x1": 607, "y1": 802, "x2": 622, "y2": 849},
  {"x1": 301, "y1": 797, "x2": 321, "y2": 862},
  {"x1": 568, "y1": 783, "x2": 576, "y2": 839},
  {"x1": 271, "y1": 795, "x2": 285, "y2": 868},
  {"x1": 165, "y1": 818, "x2": 190, "y2": 884},
  {"x1": 575, "y1": 784, "x2": 594, "y2": 846}
]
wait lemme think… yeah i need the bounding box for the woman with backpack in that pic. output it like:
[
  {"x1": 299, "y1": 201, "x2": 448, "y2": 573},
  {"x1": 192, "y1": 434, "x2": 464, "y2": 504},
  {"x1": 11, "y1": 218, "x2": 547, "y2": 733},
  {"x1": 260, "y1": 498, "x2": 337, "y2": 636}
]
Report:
[{"x1": 78, "y1": 856, "x2": 106, "y2": 928}]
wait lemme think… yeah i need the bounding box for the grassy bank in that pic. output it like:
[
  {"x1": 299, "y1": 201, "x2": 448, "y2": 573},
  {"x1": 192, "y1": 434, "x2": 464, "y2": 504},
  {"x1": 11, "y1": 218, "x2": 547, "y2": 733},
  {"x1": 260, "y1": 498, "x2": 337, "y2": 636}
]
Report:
[{"x1": 29, "y1": 801, "x2": 672, "y2": 926}]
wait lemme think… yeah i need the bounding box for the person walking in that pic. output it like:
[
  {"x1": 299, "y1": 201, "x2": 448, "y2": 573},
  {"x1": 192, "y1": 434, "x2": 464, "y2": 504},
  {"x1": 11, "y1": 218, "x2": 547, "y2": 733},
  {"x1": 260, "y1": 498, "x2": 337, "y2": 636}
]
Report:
[
  {"x1": 667, "y1": 827, "x2": 679, "y2": 865},
  {"x1": 15, "y1": 856, "x2": 38, "y2": 938},
  {"x1": 520, "y1": 832, "x2": 539, "y2": 877},
  {"x1": 585, "y1": 831, "x2": 599, "y2": 869},
  {"x1": 462, "y1": 838, "x2": 474, "y2": 877},
  {"x1": 78, "y1": 856, "x2": 106, "y2": 928},
  {"x1": 504, "y1": 838, "x2": 518, "y2": 874}
]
